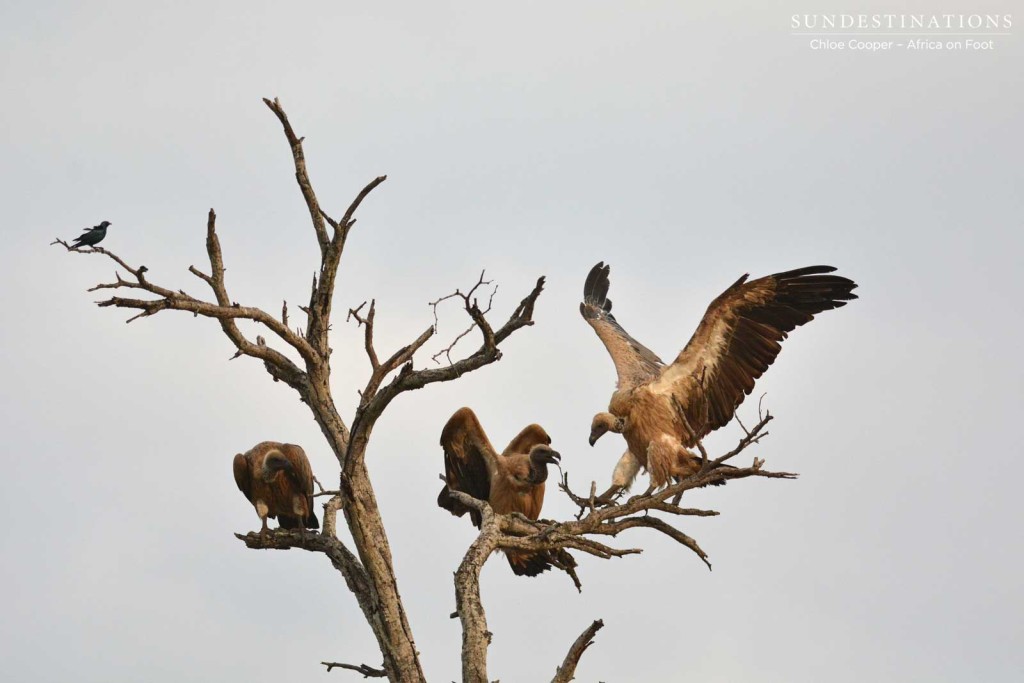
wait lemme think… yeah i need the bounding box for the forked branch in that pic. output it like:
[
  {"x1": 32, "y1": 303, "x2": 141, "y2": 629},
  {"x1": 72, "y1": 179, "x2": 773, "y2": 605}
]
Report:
[
  {"x1": 343, "y1": 273, "x2": 545, "y2": 479},
  {"x1": 53, "y1": 211, "x2": 313, "y2": 394},
  {"x1": 430, "y1": 270, "x2": 498, "y2": 364}
]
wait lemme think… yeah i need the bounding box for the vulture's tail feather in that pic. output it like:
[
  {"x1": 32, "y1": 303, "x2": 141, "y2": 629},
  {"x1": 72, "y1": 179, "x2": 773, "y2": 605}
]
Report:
[
  {"x1": 703, "y1": 461, "x2": 736, "y2": 486},
  {"x1": 277, "y1": 512, "x2": 320, "y2": 530},
  {"x1": 678, "y1": 455, "x2": 735, "y2": 487},
  {"x1": 506, "y1": 548, "x2": 578, "y2": 578},
  {"x1": 506, "y1": 550, "x2": 552, "y2": 576}
]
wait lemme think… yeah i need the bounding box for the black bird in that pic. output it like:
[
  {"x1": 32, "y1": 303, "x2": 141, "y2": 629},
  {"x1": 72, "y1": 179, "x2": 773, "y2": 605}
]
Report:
[{"x1": 69, "y1": 221, "x2": 110, "y2": 248}]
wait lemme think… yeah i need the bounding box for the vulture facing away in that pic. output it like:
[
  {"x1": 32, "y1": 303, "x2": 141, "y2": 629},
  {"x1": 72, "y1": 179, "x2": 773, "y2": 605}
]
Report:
[
  {"x1": 437, "y1": 407, "x2": 571, "y2": 577},
  {"x1": 581, "y1": 262, "x2": 858, "y2": 493},
  {"x1": 233, "y1": 441, "x2": 319, "y2": 536}
]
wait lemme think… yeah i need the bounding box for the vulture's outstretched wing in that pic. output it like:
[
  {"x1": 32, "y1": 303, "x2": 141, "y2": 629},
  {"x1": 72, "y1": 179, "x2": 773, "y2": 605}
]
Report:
[
  {"x1": 580, "y1": 262, "x2": 665, "y2": 391},
  {"x1": 652, "y1": 265, "x2": 858, "y2": 438},
  {"x1": 438, "y1": 407, "x2": 498, "y2": 528},
  {"x1": 232, "y1": 453, "x2": 254, "y2": 503},
  {"x1": 502, "y1": 423, "x2": 551, "y2": 457}
]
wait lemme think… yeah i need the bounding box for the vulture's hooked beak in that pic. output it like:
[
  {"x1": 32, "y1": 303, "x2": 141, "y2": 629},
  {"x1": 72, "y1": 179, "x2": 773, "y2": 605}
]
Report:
[
  {"x1": 588, "y1": 429, "x2": 603, "y2": 447},
  {"x1": 533, "y1": 448, "x2": 560, "y2": 466}
]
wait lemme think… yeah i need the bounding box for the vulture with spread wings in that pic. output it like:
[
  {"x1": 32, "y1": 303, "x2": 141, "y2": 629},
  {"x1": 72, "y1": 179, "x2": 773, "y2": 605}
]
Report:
[
  {"x1": 233, "y1": 441, "x2": 319, "y2": 536},
  {"x1": 581, "y1": 262, "x2": 857, "y2": 494},
  {"x1": 437, "y1": 407, "x2": 573, "y2": 577}
]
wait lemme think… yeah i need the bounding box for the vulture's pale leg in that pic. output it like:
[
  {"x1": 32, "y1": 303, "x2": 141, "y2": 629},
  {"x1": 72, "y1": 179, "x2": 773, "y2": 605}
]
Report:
[
  {"x1": 597, "y1": 450, "x2": 641, "y2": 504},
  {"x1": 256, "y1": 500, "x2": 270, "y2": 538},
  {"x1": 293, "y1": 497, "x2": 308, "y2": 546},
  {"x1": 645, "y1": 439, "x2": 677, "y2": 491}
]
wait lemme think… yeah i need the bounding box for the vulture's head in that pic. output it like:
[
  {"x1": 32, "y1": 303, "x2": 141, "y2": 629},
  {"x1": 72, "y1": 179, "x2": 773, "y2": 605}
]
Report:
[
  {"x1": 260, "y1": 450, "x2": 296, "y2": 482},
  {"x1": 589, "y1": 412, "x2": 622, "y2": 446},
  {"x1": 527, "y1": 444, "x2": 561, "y2": 484}
]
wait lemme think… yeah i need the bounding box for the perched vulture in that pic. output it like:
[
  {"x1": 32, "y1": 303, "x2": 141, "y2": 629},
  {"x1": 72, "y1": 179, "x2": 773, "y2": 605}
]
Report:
[
  {"x1": 233, "y1": 441, "x2": 319, "y2": 536},
  {"x1": 437, "y1": 407, "x2": 570, "y2": 577},
  {"x1": 581, "y1": 262, "x2": 858, "y2": 492}
]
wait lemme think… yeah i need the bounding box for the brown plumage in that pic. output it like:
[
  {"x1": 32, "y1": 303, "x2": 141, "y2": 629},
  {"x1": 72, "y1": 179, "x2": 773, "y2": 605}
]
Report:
[
  {"x1": 233, "y1": 441, "x2": 319, "y2": 536},
  {"x1": 581, "y1": 262, "x2": 857, "y2": 490},
  {"x1": 437, "y1": 407, "x2": 572, "y2": 577}
]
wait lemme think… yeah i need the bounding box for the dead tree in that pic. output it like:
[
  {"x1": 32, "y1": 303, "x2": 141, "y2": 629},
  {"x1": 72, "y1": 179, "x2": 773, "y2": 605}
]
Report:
[{"x1": 54, "y1": 99, "x2": 798, "y2": 683}]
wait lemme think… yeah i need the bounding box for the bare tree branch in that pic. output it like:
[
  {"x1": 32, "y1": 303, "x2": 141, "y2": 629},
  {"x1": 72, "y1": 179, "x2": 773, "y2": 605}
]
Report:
[
  {"x1": 321, "y1": 661, "x2": 387, "y2": 677},
  {"x1": 347, "y1": 300, "x2": 381, "y2": 372},
  {"x1": 552, "y1": 619, "x2": 604, "y2": 683},
  {"x1": 429, "y1": 270, "x2": 498, "y2": 364},
  {"x1": 56, "y1": 212, "x2": 313, "y2": 393},
  {"x1": 234, "y1": 528, "x2": 374, "y2": 609},
  {"x1": 343, "y1": 274, "x2": 545, "y2": 481},
  {"x1": 450, "y1": 493, "x2": 499, "y2": 683},
  {"x1": 262, "y1": 97, "x2": 331, "y2": 253}
]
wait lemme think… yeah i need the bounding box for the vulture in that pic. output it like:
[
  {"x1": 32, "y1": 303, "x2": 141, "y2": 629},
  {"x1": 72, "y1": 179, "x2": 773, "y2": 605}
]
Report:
[
  {"x1": 581, "y1": 262, "x2": 858, "y2": 493},
  {"x1": 233, "y1": 441, "x2": 319, "y2": 536},
  {"x1": 69, "y1": 221, "x2": 110, "y2": 248},
  {"x1": 437, "y1": 407, "x2": 569, "y2": 577}
]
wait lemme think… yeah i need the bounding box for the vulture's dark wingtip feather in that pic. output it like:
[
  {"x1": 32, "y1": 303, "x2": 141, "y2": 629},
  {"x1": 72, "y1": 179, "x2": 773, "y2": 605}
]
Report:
[
  {"x1": 776, "y1": 265, "x2": 838, "y2": 279},
  {"x1": 583, "y1": 261, "x2": 611, "y2": 308}
]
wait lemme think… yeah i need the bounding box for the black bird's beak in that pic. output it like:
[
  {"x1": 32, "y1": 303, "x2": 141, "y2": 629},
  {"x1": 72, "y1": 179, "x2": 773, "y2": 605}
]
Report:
[{"x1": 547, "y1": 450, "x2": 561, "y2": 464}]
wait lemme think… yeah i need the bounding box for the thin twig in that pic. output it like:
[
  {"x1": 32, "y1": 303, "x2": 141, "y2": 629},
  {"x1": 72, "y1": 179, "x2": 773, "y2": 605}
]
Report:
[
  {"x1": 429, "y1": 270, "x2": 498, "y2": 365},
  {"x1": 321, "y1": 661, "x2": 387, "y2": 678}
]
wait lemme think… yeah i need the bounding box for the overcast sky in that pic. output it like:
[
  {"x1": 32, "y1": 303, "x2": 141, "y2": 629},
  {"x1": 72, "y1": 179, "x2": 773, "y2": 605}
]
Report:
[{"x1": 2, "y1": 2, "x2": 1021, "y2": 681}]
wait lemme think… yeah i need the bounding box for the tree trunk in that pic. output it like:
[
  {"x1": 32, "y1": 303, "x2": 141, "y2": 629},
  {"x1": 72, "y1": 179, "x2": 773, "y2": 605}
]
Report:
[{"x1": 343, "y1": 460, "x2": 426, "y2": 682}]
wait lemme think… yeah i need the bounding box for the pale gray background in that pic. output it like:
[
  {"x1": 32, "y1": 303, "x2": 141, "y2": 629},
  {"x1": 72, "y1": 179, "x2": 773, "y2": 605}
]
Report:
[{"x1": 1, "y1": 1, "x2": 1021, "y2": 681}]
